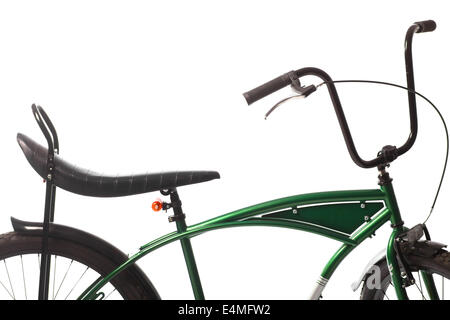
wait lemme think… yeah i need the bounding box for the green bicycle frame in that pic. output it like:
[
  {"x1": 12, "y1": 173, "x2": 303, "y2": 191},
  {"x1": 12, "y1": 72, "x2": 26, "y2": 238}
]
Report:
[{"x1": 79, "y1": 179, "x2": 428, "y2": 300}]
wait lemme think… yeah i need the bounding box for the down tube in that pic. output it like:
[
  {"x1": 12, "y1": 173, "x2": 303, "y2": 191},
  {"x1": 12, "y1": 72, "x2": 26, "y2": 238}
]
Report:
[
  {"x1": 80, "y1": 189, "x2": 388, "y2": 299},
  {"x1": 80, "y1": 219, "x2": 356, "y2": 300},
  {"x1": 310, "y1": 208, "x2": 391, "y2": 299},
  {"x1": 80, "y1": 213, "x2": 387, "y2": 300}
]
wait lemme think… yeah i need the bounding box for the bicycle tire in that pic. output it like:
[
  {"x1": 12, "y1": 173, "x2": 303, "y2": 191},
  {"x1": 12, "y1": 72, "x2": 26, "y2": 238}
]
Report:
[
  {"x1": 0, "y1": 231, "x2": 158, "y2": 300},
  {"x1": 360, "y1": 249, "x2": 450, "y2": 300}
]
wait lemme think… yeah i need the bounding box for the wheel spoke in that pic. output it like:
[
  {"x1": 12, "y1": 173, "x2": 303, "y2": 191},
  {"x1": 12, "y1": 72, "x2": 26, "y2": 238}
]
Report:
[
  {"x1": 64, "y1": 266, "x2": 90, "y2": 300},
  {"x1": 387, "y1": 281, "x2": 394, "y2": 300},
  {"x1": 417, "y1": 272, "x2": 425, "y2": 300},
  {"x1": 4, "y1": 260, "x2": 15, "y2": 300},
  {"x1": 20, "y1": 255, "x2": 27, "y2": 300},
  {"x1": 0, "y1": 250, "x2": 126, "y2": 300},
  {"x1": 104, "y1": 288, "x2": 117, "y2": 300},
  {"x1": 54, "y1": 259, "x2": 73, "y2": 299},
  {"x1": 0, "y1": 277, "x2": 14, "y2": 299},
  {"x1": 52, "y1": 255, "x2": 57, "y2": 300},
  {"x1": 413, "y1": 282, "x2": 426, "y2": 300},
  {"x1": 363, "y1": 253, "x2": 450, "y2": 300},
  {"x1": 381, "y1": 280, "x2": 395, "y2": 300}
]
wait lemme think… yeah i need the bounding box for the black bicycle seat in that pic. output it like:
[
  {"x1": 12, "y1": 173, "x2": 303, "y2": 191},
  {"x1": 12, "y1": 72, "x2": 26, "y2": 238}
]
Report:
[{"x1": 17, "y1": 133, "x2": 220, "y2": 197}]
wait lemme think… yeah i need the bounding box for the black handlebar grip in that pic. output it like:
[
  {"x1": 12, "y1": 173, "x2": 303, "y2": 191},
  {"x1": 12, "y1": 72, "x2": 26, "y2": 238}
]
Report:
[
  {"x1": 414, "y1": 20, "x2": 436, "y2": 33},
  {"x1": 243, "y1": 71, "x2": 294, "y2": 105}
]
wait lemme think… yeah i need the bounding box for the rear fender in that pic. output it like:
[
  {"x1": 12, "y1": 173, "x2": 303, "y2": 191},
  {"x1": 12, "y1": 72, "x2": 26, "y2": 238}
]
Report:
[{"x1": 11, "y1": 216, "x2": 160, "y2": 299}]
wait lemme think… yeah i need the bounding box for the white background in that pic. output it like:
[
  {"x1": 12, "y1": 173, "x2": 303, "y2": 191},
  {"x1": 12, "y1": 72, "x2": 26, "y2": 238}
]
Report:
[{"x1": 0, "y1": 0, "x2": 449, "y2": 299}]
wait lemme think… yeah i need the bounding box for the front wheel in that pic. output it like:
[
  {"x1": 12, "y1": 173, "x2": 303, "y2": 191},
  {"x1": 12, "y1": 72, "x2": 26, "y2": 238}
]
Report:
[
  {"x1": 0, "y1": 231, "x2": 157, "y2": 300},
  {"x1": 360, "y1": 249, "x2": 450, "y2": 300}
]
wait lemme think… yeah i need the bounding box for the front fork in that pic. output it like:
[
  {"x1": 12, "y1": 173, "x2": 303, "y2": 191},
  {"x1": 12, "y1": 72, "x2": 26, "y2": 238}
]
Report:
[
  {"x1": 386, "y1": 228, "x2": 440, "y2": 300},
  {"x1": 386, "y1": 228, "x2": 408, "y2": 299},
  {"x1": 380, "y1": 167, "x2": 408, "y2": 299},
  {"x1": 382, "y1": 170, "x2": 439, "y2": 300}
]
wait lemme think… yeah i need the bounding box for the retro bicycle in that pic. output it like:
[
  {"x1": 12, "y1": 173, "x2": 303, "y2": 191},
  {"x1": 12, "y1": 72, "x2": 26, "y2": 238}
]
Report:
[{"x1": 1, "y1": 20, "x2": 449, "y2": 300}]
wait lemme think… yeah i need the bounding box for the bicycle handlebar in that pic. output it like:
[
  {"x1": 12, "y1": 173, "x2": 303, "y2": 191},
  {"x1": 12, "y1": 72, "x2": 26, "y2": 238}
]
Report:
[
  {"x1": 414, "y1": 20, "x2": 436, "y2": 33},
  {"x1": 243, "y1": 20, "x2": 436, "y2": 169},
  {"x1": 243, "y1": 72, "x2": 293, "y2": 105}
]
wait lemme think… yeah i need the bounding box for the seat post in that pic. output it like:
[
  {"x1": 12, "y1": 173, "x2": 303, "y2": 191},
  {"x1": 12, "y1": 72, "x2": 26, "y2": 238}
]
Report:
[{"x1": 168, "y1": 189, "x2": 205, "y2": 300}]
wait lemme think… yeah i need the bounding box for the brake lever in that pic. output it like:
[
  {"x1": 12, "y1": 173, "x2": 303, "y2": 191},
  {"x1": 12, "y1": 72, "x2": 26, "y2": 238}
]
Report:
[{"x1": 264, "y1": 84, "x2": 317, "y2": 119}]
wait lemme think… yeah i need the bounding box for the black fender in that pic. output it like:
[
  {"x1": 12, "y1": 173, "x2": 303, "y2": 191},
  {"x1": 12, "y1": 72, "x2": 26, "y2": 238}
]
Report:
[
  {"x1": 11, "y1": 217, "x2": 161, "y2": 300},
  {"x1": 400, "y1": 239, "x2": 447, "y2": 274},
  {"x1": 352, "y1": 240, "x2": 447, "y2": 291}
]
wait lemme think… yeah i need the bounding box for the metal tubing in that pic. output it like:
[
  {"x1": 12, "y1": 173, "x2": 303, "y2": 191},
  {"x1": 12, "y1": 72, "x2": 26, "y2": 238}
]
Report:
[
  {"x1": 381, "y1": 177, "x2": 408, "y2": 299},
  {"x1": 351, "y1": 208, "x2": 391, "y2": 244},
  {"x1": 80, "y1": 189, "x2": 388, "y2": 300},
  {"x1": 49, "y1": 185, "x2": 56, "y2": 222},
  {"x1": 175, "y1": 218, "x2": 205, "y2": 300},
  {"x1": 293, "y1": 23, "x2": 430, "y2": 168},
  {"x1": 38, "y1": 182, "x2": 54, "y2": 300},
  {"x1": 320, "y1": 208, "x2": 391, "y2": 280},
  {"x1": 81, "y1": 217, "x2": 361, "y2": 299},
  {"x1": 397, "y1": 25, "x2": 420, "y2": 155},
  {"x1": 421, "y1": 271, "x2": 440, "y2": 300},
  {"x1": 32, "y1": 105, "x2": 60, "y2": 300},
  {"x1": 386, "y1": 229, "x2": 408, "y2": 299},
  {"x1": 381, "y1": 183, "x2": 403, "y2": 228},
  {"x1": 178, "y1": 237, "x2": 205, "y2": 299},
  {"x1": 295, "y1": 67, "x2": 378, "y2": 168},
  {"x1": 192, "y1": 189, "x2": 385, "y2": 229}
]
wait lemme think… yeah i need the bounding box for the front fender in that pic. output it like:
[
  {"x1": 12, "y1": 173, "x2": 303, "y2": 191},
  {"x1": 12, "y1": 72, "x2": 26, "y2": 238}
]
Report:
[
  {"x1": 351, "y1": 248, "x2": 386, "y2": 292},
  {"x1": 351, "y1": 240, "x2": 448, "y2": 292}
]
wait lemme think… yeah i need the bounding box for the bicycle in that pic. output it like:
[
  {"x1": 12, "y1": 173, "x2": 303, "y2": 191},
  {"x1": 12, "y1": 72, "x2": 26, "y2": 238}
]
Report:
[{"x1": 2, "y1": 19, "x2": 449, "y2": 300}]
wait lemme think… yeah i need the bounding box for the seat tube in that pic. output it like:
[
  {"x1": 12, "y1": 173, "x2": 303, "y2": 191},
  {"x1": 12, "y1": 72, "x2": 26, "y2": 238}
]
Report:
[
  {"x1": 380, "y1": 169, "x2": 408, "y2": 300},
  {"x1": 170, "y1": 190, "x2": 205, "y2": 300}
]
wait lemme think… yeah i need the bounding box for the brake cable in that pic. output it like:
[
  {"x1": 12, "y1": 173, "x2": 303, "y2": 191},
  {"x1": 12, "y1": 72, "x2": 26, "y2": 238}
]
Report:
[{"x1": 268, "y1": 79, "x2": 448, "y2": 224}]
